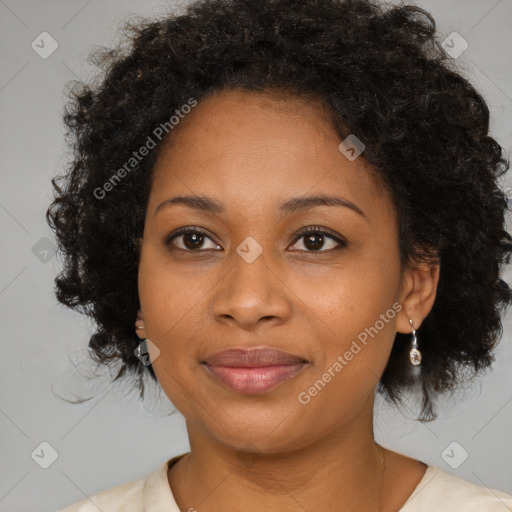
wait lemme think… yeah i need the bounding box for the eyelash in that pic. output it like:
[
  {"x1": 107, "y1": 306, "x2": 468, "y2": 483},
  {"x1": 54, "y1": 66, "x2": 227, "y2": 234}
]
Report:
[{"x1": 164, "y1": 225, "x2": 347, "y2": 253}]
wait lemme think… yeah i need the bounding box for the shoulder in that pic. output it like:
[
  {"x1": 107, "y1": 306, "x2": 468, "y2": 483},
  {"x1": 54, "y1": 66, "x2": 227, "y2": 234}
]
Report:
[
  {"x1": 57, "y1": 475, "x2": 146, "y2": 512},
  {"x1": 56, "y1": 456, "x2": 173, "y2": 512},
  {"x1": 57, "y1": 477, "x2": 145, "y2": 512},
  {"x1": 400, "y1": 465, "x2": 512, "y2": 512},
  {"x1": 57, "y1": 453, "x2": 185, "y2": 512}
]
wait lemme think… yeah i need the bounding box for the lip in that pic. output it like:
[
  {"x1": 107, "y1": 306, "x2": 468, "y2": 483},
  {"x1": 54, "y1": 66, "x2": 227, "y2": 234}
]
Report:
[
  {"x1": 203, "y1": 347, "x2": 308, "y2": 367},
  {"x1": 202, "y1": 347, "x2": 310, "y2": 394}
]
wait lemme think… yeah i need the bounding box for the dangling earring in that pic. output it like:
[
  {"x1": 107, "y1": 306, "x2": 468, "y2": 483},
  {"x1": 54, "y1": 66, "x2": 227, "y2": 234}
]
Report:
[
  {"x1": 134, "y1": 320, "x2": 151, "y2": 365},
  {"x1": 408, "y1": 319, "x2": 421, "y2": 366},
  {"x1": 135, "y1": 318, "x2": 145, "y2": 358}
]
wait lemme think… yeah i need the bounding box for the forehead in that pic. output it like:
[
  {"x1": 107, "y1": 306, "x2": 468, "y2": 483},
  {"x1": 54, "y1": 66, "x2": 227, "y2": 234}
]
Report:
[
  {"x1": 149, "y1": 88, "x2": 394, "y2": 224},
  {"x1": 161, "y1": 88, "x2": 337, "y2": 160}
]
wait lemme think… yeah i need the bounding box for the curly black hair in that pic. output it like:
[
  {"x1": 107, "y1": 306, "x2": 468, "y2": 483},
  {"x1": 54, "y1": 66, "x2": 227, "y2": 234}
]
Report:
[{"x1": 46, "y1": 0, "x2": 512, "y2": 421}]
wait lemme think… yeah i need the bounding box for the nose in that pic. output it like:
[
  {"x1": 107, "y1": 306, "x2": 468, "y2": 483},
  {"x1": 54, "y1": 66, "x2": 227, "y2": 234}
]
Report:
[{"x1": 211, "y1": 248, "x2": 292, "y2": 330}]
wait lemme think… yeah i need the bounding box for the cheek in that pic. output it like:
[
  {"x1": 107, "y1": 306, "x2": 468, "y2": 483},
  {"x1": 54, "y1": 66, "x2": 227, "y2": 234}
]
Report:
[
  {"x1": 299, "y1": 253, "x2": 401, "y2": 388},
  {"x1": 294, "y1": 304, "x2": 399, "y2": 433},
  {"x1": 301, "y1": 254, "x2": 400, "y2": 340},
  {"x1": 137, "y1": 255, "x2": 194, "y2": 392},
  {"x1": 138, "y1": 247, "x2": 210, "y2": 338}
]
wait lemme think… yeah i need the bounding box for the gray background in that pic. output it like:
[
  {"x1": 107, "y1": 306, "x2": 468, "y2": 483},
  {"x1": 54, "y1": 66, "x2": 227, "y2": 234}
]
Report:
[{"x1": 1, "y1": 0, "x2": 511, "y2": 510}]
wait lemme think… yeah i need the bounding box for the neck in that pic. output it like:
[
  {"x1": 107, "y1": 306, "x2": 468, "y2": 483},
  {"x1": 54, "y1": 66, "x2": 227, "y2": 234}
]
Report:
[{"x1": 168, "y1": 404, "x2": 387, "y2": 511}]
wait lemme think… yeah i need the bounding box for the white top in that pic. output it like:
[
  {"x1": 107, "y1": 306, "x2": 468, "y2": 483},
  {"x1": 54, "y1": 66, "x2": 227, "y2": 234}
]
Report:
[{"x1": 58, "y1": 453, "x2": 512, "y2": 511}]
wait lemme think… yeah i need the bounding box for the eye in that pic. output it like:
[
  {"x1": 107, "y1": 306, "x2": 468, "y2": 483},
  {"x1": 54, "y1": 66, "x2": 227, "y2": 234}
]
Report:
[
  {"x1": 164, "y1": 225, "x2": 346, "y2": 253},
  {"x1": 165, "y1": 227, "x2": 222, "y2": 251},
  {"x1": 289, "y1": 226, "x2": 346, "y2": 252}
]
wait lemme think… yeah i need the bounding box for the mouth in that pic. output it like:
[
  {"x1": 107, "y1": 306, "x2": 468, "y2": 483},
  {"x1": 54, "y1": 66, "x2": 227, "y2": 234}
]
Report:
[{"x1": 201, "y1": 347, "x2": 310, "y2": 394}]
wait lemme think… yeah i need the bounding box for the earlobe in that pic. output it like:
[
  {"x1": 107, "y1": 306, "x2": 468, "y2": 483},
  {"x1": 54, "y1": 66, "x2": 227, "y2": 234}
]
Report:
[
  {"x1": 135, "y1": 309, "x2": 146, "y2": 338},
  {"x1": 396, "y1": 260, "x2": 440, "y2": 334}
]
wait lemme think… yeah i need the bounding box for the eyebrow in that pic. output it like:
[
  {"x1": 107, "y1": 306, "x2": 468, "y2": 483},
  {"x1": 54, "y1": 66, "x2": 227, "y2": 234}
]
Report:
[{"x1": 154, "y1": 194, "x2": 366, "y2": 218}]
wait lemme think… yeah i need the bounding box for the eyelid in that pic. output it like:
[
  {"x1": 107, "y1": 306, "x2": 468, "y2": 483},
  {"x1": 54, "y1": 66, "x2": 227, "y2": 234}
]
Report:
[
  {"x1": 291, "y1": 225, "x2": 347, "y2": 248},
  {"x1": 164, "y1": 225, "x2": 220, "y2": 248},
  {"x1": 164, "y1": 225, "x2": 347, "y2": 251}
]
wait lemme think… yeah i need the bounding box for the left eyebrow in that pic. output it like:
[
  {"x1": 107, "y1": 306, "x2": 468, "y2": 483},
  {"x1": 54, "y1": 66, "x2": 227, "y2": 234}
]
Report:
[
  {"x1": 279, "y1": 194, "x2": 366, "y2": 219},
  {"x1": 154, "y1": 193, "x2": 366, "y2": 219}
]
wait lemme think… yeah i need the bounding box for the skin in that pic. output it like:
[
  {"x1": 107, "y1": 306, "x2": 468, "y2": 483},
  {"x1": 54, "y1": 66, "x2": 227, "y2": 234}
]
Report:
[{"x1": 135, "y1": 88, "x2": 440, "y2": 511}]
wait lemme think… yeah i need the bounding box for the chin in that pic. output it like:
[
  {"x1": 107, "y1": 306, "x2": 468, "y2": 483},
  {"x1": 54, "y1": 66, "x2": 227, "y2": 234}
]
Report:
[{"x1": 204, "y1": 413, "x2": 309, "y2": 452}]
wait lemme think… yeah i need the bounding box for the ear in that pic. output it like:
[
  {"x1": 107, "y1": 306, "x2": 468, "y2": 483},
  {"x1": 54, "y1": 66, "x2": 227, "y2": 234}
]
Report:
[
  {"x1": 396, "y1": 257, "x2": 440, "y2": 334},
  {"x1": 135, "y1": 308, "x2": 147, "y2": 339}
]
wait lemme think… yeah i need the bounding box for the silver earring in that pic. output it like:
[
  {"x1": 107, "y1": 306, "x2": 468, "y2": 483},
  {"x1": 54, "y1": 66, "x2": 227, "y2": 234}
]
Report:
[{"x1": 409, "y1": 319, "x2": 421, "y2": 366}]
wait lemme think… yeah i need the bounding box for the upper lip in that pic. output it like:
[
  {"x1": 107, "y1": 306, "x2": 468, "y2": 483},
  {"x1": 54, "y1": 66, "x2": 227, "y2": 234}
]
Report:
[{"x1": 203, "y1": 347, "x2": 309, "y2": 367}]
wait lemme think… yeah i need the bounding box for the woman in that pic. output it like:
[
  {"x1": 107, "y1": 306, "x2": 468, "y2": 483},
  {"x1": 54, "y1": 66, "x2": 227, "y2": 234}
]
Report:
[{"x1": 50, "y1": 0, "x2": 512, "y2": 510}]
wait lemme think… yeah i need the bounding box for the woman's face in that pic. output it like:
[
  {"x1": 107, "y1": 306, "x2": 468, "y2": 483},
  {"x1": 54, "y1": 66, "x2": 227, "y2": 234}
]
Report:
[{"x1": 137, "y1": 88, "x2": 432, "y2": 453}]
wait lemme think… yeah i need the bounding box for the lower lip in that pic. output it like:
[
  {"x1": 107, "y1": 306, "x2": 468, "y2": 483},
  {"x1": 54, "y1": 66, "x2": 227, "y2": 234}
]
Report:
[{"x1": 203, "y1": 363, "x2": 307, "y2": 393}]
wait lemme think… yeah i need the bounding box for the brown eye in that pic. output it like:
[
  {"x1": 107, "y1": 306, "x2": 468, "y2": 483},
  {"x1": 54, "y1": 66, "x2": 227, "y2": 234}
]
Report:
[
  {"x1": 165, "y1": 228, "x2": 222, "y2": 251},
  {"x1": 290, "y1": 227, "x2": 346, "y2": 252}
]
